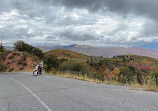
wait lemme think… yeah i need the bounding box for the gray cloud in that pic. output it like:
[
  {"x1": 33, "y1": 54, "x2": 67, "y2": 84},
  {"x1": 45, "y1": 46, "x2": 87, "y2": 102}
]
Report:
[
  {"x1": 0, "y1": 0, "x2": 158, "y2": 46},
  {"x1": 38, "y1": 0, "x2": 158, "y2": 19},
  {"x1": 43, "y1": 0, "x2": 158, "y2": 38}
]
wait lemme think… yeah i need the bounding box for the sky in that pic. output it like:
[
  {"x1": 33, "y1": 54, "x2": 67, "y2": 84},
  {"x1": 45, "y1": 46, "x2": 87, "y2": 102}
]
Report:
[{"x1": 0, "y1": 0, "x2": 158, "y2": 47}]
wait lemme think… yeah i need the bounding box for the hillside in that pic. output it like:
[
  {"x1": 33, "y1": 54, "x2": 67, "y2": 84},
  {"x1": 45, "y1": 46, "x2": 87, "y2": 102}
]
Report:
[
  {"x1": 0, "y1": 51, "x2": 39, "y2": 72},
  {"x1": 44, "y1": 48, "x2": 158, "y2": 85},
  {"x1": 45, "y1": 49, "x2": 89, "y2": 60},
  {"x1": 1, "y1": 45, "x2": 158, "y2": 87}
]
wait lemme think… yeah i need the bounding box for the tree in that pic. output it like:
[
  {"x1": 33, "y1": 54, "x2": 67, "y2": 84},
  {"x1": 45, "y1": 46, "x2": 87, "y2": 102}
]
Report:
[
  {"x1": 0, "y1": 40, "x2": 5, "y2": 52},
  {"x1": 14, "y1": 40, "x2": 44, "y2": 59}
]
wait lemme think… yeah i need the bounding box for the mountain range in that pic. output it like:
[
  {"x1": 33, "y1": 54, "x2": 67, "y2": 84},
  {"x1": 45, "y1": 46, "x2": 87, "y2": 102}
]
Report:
[{"x1": 4, "y1": 44, "x2": 158, "y2": 58}]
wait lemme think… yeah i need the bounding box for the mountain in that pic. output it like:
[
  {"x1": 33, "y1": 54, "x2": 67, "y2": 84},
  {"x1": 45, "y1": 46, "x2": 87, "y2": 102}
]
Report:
[
  {"x1": 4, "y1": 46, "x2": 14, "y2": 51},
  {"x1": 137, "y1": 43, "x2": 158, "y2": 50},
  {"x1": 4, "y1": 44, "x2": 158, "y2": 58},
  {"x1": 40, "y1": 44, "x2": 158, "y2": 58},
  {"x1": 37, "y1": 44, "x2": 77, "y2": 52},
  {"x1": 68, "y1": 46, "x2": 158, "y2": 58}
]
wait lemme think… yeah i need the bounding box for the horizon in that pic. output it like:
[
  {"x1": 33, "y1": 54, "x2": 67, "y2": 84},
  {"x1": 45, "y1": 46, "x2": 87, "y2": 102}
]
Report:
[{"x1": 3, "y1": 43, "x2": 158, "y2": 50}]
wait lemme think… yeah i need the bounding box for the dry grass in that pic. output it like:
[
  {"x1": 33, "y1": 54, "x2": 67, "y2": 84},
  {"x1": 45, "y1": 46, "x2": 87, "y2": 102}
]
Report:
[
  {"x1": 44, "y1": 72, "x2": 158, "y2": 92},
  {"x1": 45, "y1": 72, "x2": 102, "y2": 83},
  {"x1": 143, "y1": 82, "x2": 158, "y2": 92}
]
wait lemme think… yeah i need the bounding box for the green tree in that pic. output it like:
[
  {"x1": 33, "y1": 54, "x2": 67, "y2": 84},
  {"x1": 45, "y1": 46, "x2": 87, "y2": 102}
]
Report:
[{"x1": 14, "y1": 40, "x2": 44, "y2": 59}]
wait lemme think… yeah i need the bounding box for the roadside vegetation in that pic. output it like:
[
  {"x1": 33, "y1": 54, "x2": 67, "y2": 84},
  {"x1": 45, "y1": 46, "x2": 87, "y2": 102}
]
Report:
[
  {"x1": 1, "y1": 41, "x2": 158, "y2": 91},
  {"x1": 44, "y1": 49, "x2": 158, "y2": 91}
]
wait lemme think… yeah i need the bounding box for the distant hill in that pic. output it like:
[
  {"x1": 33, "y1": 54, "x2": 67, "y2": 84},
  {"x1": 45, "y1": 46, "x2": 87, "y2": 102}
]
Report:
[
  {"x1": 4, "y1": 44, "x2": 158, "y2": 58},
  {"x1": 137, "y1": 43, "x2": 158, "y2": 50},
  {"x1": 37, "y1": 44, "x2": 77, "y2": 52},
  {"x1": 43, "y1": 44, "x2": 158, "y2": 58},
  {"x1": 4, "y1": 46, "x2": 14, "y2": 51},
  {"x1": 68, "y1": 45, "x2": 158, "y2": 58},
  {"x1": 45, "y1": 49, "x2": 89, "y2": 60}
]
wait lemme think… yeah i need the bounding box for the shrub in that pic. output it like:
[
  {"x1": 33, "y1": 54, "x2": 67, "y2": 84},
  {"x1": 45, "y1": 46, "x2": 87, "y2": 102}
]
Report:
[
  {"x1": 9, "y1": 68, "x2": 14, "y2": 72},
  {"x1": 60, "y1": 60, "x2": 88, "y2": 76},
  {"x1": 44, "y1": 55, "x2": 59, "y2": 72},
  {"x1": 150, "y1": 71, "x2": 158, "y2": 86},
  {"x1": 109, "y1": 67, "x2": 120, "y2": 80},
  {"x1": 12, "y1": 53, "x2": 20, "y2": 56},
  {"x1": 0, "y1": 63, "x2": 6, "y2": 72},
  {"x1": 19, "y1": 67, "x2": 24, "y2": 70},
  {"x1": 0, "y1": 51, "x2": 11, "y2": 61},
  {"x1": 7, "y1": 62, "x2": 11, "y2": 65},
  {"x1": 8, "y1": 55, "x2": 15, "y2": 59},
  {"x1": 21, "y1": 54, "x2": 27, "y2": 61},
  {"x1": 17, "y1": 60, "x2": 27, "y2": 66},
  {"x1": 17, "y1": 60, "x2": 23, "y2": 65},
  {"x1": 22, "y1": 63, "x2": 27, "y2": 66},
  {"x1": 119, "y1": 66, "x2": 135, "y2": 84}
]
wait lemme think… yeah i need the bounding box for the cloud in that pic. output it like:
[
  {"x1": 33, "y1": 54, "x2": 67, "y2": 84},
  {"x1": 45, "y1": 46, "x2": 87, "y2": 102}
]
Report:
[
  {"x1": 0, "y1": 0, "x2": 158, "y2": 47},
  {"x1": 45, "y1": 0, "x2": 158, "y2": 38}
]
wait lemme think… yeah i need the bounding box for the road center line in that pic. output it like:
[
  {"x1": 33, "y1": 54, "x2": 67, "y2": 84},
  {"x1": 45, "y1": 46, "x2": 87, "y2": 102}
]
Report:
[{"x1": 10, "y1": 78, "x2": 53, "y2": 111}]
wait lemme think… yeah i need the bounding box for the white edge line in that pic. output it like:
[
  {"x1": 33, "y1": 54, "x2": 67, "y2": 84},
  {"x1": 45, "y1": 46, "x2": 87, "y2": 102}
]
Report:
[{"x1": 10, "y1": 78, "x2": 53, "y2": 111}]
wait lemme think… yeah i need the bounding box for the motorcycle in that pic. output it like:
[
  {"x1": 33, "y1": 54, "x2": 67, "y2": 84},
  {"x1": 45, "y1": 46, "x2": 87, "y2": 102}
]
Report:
[{"x1": 33, "y1": 68, "x2": 42, "y2": 76}]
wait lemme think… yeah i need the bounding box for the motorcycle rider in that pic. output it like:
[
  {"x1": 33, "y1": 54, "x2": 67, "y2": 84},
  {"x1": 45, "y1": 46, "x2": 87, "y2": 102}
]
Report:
[
  {"x1": 35, "y1": 62, "x2": 43, "y2": 75},
  {"x1": 39, "y1": 62, "x2": 43, "y2": 74}
]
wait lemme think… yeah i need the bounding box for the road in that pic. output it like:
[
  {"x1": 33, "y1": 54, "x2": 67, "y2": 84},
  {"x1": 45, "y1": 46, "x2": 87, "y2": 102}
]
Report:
[{"x1": 0, "y1": 72, "x2": 158, "y2": 111}]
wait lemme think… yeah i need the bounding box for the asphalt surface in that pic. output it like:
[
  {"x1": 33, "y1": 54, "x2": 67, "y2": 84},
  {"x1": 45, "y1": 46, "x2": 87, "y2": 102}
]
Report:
[{"x1": 0, "y1": 72, "x2": 158, "y2": 111}]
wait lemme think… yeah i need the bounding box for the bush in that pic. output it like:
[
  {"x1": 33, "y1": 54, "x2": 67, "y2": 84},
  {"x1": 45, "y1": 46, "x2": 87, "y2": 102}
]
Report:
[
  {"x1": 14, "y1": 40, "x2": 44, "y2": 59},
  {"x1": 8, "y1": 55, "x2": 15, "y2": 59},
  {"x1": 17, "y1": 60, "x2": 27, "y2": 66},
  {"x1": 9, "y1": 68, "x2": 14, "y2": 72},
  {"x1": 22, "y1": 63, "x2": 27, "y2": 66},
  {"x1": 7, "y1": 62, "x2": 11, "y2": 65},
  {"x1": 60, "y1": 60, "x2": 88, "y2": 76},
  {"x1": 44, "y1": 55, "x2": 59, "y2": 72},
  {"x1": 0, "y1": 51, "x2": 11, "y2": 61},
  {"x1": 12, "y1": 53, "x2": 20, "y2": 56},
  {"x1": 17, "y1": 60, "x2": 23, "y2": 65},
  {"x1": 19, "y1": 67, "x2": 24, "y2": 70},
  {"x1": 0, "y1": 63, "x2": 6, "y2": 72},
  {"x1": 150, "y1": 71, "x2": 158, "y2": 86},
  {"x1": 119, "y1": 66, "x2": 135, "y2": 84},
  {"x1": 21, "y1": 54, "x2": 27, "y2": 61}
]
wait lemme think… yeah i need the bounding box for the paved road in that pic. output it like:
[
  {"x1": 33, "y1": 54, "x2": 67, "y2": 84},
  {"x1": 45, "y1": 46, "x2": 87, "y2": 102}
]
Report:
[{"x1": 0, "y1": 73, "x2": 158, "y2": 111}]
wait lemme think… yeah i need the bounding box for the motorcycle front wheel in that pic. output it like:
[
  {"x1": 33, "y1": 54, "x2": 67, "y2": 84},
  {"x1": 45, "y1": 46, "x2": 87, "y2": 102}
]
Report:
[{"x1": 33, "y1": 70, "x2": 38, "y2": 76}]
